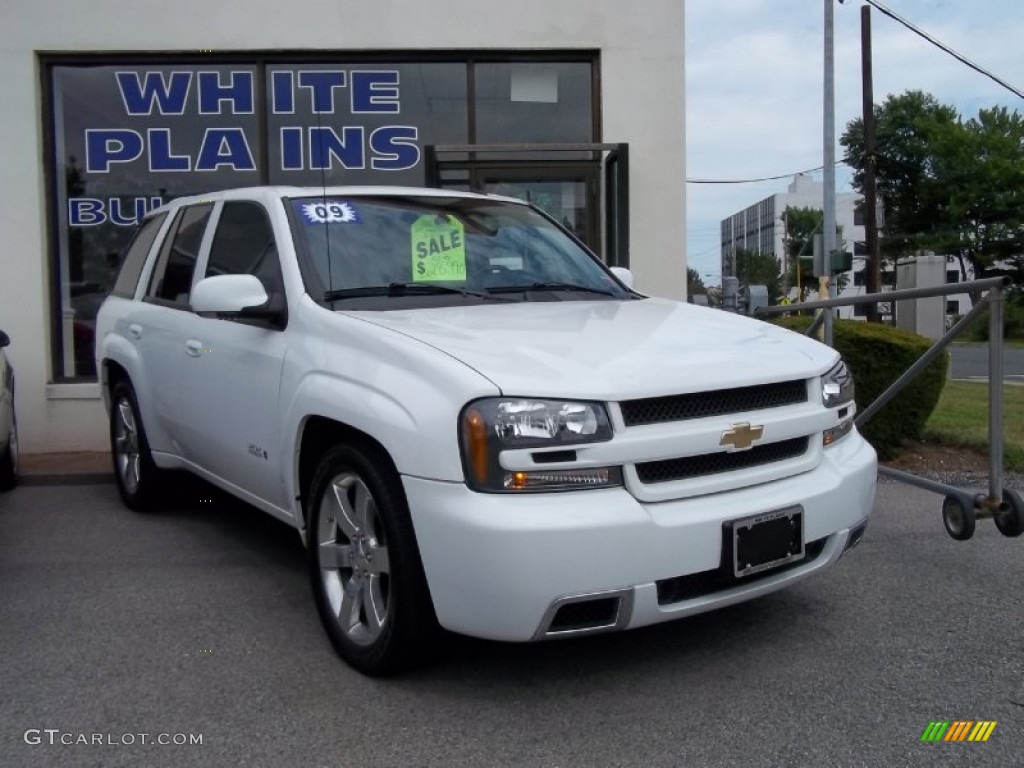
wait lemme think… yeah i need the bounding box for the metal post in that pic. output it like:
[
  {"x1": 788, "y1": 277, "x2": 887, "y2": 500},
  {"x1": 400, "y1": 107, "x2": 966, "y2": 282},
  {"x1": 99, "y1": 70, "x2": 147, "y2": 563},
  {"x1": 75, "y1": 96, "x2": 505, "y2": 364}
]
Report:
[
  {"x1": 860, "y1": 5, "x2": 882, "y2": 322},
  {"x1": 822, "y1": 0, "x2": 837, "y2": 346},
  {"x1": 989, "y1": 285, "x2": 1005, "y2": 502}
]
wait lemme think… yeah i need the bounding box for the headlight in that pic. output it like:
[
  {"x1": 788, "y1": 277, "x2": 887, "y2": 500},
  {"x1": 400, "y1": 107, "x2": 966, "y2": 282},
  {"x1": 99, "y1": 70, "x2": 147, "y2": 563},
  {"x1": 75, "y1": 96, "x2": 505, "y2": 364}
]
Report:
[
  {"x1": 821, "y1": 359, "x2": 856, "y2": 446},
  {"x1": 821, "y1": 359, "x2": 855, "y2": 408},
  {"x1": 459, "y1": 398, "x2": 622, "y2": 492}
]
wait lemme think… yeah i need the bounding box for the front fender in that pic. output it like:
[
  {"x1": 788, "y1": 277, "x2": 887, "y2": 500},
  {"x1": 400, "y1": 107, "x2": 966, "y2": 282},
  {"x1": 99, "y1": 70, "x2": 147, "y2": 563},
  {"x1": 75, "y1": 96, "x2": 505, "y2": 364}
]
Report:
[{"x1": 281, "y1": 366, "x2": 498, "y2": 522}]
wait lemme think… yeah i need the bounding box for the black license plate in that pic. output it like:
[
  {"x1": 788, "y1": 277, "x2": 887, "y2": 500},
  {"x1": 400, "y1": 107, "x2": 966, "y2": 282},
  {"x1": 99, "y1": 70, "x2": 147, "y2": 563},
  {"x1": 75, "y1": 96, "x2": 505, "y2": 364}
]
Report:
[{"x1": 727, "y1": 506, "x2": 804, "y2": 579}]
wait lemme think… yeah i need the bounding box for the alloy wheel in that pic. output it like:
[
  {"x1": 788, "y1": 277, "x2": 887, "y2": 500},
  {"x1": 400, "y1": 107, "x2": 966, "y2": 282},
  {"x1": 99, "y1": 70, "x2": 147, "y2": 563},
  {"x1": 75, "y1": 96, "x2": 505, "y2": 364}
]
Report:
[{"x1": 316, "y1": 471, "x2": 392, "y2": 646}]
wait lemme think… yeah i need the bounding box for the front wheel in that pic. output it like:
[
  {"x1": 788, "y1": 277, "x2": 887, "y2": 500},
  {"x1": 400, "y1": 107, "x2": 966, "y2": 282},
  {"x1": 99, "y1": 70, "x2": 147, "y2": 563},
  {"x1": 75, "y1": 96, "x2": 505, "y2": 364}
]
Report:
[
  {"x1": 109, "y1": 380, "x2": 165, "y2": 511},
  {"x1": 307, "y1": 444, "x2": 438, "y2": 676}
]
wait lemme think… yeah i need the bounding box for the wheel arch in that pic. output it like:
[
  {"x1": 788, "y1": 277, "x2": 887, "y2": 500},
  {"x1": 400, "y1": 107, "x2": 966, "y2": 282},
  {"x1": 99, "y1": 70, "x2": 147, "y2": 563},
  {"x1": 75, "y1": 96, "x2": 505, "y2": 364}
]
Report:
[{"x1": 296, "y1": 416, "x2": 402, "y2": 540}]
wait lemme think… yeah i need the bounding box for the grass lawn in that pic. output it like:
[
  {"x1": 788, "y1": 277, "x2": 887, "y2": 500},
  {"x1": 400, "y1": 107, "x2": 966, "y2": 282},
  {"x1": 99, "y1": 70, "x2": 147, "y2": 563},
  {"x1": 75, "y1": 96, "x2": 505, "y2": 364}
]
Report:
[{"x1": 923, "y1": 380, "x2": 1024, "y2": 471}]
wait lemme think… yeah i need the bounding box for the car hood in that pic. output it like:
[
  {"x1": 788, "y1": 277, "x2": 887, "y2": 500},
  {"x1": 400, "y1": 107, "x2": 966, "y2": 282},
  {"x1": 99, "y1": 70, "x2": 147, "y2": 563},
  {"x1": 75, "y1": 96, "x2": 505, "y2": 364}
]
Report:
[{"x1": 345, "y1": 298, "x2": 837, "y2": 400}]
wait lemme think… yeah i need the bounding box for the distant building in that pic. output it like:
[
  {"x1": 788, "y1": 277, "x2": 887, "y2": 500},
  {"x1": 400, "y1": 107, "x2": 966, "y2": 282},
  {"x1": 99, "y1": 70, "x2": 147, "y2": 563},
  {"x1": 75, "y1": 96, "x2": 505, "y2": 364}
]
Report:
[{"x1": 719, "y1": 174, "x2": 972, "y2": 323}]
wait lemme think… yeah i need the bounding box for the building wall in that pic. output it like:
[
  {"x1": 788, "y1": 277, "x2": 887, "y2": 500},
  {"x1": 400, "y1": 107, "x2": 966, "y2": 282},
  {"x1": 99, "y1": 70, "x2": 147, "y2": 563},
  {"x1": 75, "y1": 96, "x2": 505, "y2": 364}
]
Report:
[{"x1": 0, "y1": 0, "x2": 686, "y2": 453}]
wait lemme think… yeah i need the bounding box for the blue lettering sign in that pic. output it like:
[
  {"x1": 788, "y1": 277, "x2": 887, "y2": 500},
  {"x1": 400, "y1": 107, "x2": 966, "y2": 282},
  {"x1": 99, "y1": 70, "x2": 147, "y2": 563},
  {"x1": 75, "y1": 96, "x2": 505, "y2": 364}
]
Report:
[
  {"x1": 280, "y1": 127, "x2": 304, "y2": 170},
  {"x1": 85, "y1": 129, "x2": 144, "y2": 173},
  {"x1": 351, "y1": 71, "x2": 400, "y2": 114},
  {"x1": 309, "y1": 126, "x2": 365, "y2": 170},
  {"x1": 148, "y1": 128, "x2": 191, "y2": 171},
  {"x1": 370, "y1": 126, "x2": 419, "y2": 170},
  {"x1": 298, "y1": 71, "x2": 347, "y2": 114},
  {"x1": 272, "y1": 71, "x2": 295, "y2": 114},
  {"x1": 198, "y1": 71, "x2": 255, "y2": 115},
  {"x1": 116, "y1": 71, "x2": 191, "y2": 115},
  {"x1": 109, "y1": 197, "x2": 151, "y2": 226},
  {"x1": 68, "y1": 196, "x2": 163, "y2": 226},
  {"x1": 69, "y1": 198, "x2": 106, "y2": 226},
  {"x1": 196, "y1": 128, "x2": 256, "y2": 171}
]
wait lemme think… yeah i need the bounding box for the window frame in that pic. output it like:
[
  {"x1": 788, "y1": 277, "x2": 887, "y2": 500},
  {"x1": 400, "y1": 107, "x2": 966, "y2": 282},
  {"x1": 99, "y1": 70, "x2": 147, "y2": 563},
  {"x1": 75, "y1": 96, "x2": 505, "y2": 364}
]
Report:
[{"x1": 143, "y1": 203, "x2": 215, "y2": 308}]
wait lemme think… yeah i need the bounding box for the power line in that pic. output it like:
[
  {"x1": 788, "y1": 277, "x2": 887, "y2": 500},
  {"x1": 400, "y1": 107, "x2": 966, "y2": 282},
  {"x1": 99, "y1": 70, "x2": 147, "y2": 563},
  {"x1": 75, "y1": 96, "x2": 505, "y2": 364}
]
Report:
[
  {"x1": 687, "y1": 165, "x2": 824, "y2": 184},
  {"x1": 859, "y1": 0, "x2": 1024, "y2": 101}
]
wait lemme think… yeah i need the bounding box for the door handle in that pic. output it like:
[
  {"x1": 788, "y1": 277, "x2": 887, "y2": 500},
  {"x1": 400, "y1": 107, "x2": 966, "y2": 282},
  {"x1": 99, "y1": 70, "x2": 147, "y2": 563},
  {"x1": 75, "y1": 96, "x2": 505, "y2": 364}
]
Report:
[
  {"x1": 128, "y1": 324, "x2": 142, "y2": 340},
  {"x1": 185, "y1": 339, "x2": 204, "y2": 357}
]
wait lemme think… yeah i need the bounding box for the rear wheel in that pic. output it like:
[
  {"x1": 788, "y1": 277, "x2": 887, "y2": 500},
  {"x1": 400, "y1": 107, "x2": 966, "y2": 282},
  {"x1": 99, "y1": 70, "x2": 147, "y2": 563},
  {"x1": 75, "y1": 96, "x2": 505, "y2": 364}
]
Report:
[
  {"x1": 0, "y1": 406, "x2": 17, "y2": 491},
  {"x1": 109, "y1": 380, "x2": 165, "y2": 511},
  {"x1": 307, "y1": 443, "x2": 438, "y2": 676}
]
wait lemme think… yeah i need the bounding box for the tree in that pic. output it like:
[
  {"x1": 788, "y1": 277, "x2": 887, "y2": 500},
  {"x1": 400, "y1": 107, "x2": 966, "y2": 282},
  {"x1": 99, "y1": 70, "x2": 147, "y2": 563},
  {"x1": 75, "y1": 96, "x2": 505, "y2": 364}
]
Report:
[
  {"x1": 781, "y1": 206, "x2": 848, "y2": 300},
  {"x1": 687, "y1": 267, "x2": 707, "y2": 296},
  {"x1": 783, "y1": 206, "x2": 822, "y2": 300},
  {"x1": 733, "y1": 248, "x2": 783, "y2": 303},
  {"x1": 841, "y1": 90, "x2": 1024, "y2": 300}
]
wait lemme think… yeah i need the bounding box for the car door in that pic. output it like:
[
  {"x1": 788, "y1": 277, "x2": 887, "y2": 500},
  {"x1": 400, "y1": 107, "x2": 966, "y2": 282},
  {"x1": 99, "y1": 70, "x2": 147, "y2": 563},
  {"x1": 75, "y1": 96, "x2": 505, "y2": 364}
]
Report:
[
  {"x1": 178, "y1": 200, "x2": 289, "y2": 508},
  {"x1": 134, "y1": 203, "x2": 214, "y2": 456}
]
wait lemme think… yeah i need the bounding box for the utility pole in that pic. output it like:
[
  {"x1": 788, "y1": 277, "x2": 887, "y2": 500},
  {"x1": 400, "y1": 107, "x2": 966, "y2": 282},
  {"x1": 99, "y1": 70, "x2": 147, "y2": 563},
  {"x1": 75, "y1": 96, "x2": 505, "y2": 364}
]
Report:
[
  {"x1": 821, "y1": 0, "x2": 837, "y2": 345},
  {"x1": 861, "y1": 4, "x2": 882, "y2": 322}
]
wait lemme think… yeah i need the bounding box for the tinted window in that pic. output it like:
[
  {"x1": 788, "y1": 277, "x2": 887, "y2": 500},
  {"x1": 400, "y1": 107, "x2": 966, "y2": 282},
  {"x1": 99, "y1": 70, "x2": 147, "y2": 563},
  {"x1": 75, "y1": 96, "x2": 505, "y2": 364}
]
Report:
[
  {"x1": 146, "y1": 204, "x2": 213, "y2": 304},
  {"x1": 206, "y1": 202, "x2": 282, "y2": 292},
  {"x1": 111, "y1": 212, "x2": 167, "y2": 298},
  {"x1": 288, "y1": 195, "x2": 627, "y2": 304}
]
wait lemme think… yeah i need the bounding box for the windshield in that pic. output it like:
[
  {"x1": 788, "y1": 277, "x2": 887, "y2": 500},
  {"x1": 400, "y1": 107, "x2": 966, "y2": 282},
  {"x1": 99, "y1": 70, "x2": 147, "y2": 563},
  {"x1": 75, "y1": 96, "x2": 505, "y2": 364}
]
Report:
[{"x1": 286, "y1": 194, "x2": 632, "y2": 307}]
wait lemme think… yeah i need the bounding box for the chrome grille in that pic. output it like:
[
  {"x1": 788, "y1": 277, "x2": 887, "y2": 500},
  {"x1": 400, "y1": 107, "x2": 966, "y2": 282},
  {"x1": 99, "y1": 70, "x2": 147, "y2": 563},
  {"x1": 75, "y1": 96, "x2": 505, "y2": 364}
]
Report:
[
  {"x1": 635, "y1": 437, "x2": 810, "y2": 484},
  {"x1": 620, "y1": 380, "x2": 807, "y2": 427}
]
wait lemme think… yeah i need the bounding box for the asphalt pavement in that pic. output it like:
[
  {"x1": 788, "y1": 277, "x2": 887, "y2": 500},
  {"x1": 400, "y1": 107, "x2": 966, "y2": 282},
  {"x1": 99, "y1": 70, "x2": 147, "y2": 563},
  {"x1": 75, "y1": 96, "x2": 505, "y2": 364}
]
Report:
[
  {"x1": 1, "y1": 477, "x2": 1021, "y2": 768},
  {"x1": 950, "y1": 342, "x2": 1024, "y2": 381}
]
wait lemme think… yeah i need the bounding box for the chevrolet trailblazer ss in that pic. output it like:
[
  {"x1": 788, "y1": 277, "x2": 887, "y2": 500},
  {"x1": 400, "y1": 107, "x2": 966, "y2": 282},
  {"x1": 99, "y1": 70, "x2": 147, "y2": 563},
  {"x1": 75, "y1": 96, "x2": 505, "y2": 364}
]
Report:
[{"x1": 96, "y1": 186, "x2": 877, "y2": 675}]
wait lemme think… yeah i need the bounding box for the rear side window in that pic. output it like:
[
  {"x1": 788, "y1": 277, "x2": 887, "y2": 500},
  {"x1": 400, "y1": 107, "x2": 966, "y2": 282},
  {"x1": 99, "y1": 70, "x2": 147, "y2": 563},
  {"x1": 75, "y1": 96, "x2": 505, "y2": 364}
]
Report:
[
  {"x1": 206, "y1": 202, "x2": 282, "y2": 293},
  {"x1": 110, "y1": 213, "x2": 167, "y2": 299},
  {"x1": 145, "y1": 204, "x2": 213, "y2": 305}
]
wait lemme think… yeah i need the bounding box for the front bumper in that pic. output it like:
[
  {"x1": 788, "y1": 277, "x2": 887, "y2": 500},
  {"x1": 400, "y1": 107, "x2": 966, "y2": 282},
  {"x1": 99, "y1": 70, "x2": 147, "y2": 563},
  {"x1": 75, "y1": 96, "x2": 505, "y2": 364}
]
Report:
[{"x1": 404, "y1": 428, "x2": 877, "y2": 642}]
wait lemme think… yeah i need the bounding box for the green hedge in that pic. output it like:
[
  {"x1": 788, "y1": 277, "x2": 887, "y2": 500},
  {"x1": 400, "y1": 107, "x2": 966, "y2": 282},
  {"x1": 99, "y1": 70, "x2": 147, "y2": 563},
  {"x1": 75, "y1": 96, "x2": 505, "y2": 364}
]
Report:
[{"x1": 771, "y1": 317, "x2": 948, "y2": 459}]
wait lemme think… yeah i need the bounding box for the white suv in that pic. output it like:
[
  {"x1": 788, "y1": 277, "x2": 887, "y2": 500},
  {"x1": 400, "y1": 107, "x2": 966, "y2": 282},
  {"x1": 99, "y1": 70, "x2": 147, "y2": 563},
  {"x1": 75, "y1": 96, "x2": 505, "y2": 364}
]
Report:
[{"x1": 96, "y1": 186, "x2": 877, "y2": 675}]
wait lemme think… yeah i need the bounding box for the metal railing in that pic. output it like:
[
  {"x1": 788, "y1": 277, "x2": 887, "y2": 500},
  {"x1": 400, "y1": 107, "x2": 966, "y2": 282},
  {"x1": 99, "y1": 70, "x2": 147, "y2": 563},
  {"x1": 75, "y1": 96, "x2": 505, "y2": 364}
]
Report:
[{"x1": 755, "y1": 276, "x2": 1023, "y2": 541}]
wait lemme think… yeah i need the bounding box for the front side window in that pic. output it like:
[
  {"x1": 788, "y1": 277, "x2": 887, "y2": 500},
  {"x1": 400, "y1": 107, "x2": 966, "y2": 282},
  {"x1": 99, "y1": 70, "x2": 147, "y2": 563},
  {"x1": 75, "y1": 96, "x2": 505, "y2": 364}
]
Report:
[
  {"x1": 288, "y1": 195, "x2": 629, "y2": 307},
  {"x1": 206, "y1": 202, "x2": 282, "y2": 292},
  {"x1": 146, "y1": 204, "x2": 212, "y2": 305}
]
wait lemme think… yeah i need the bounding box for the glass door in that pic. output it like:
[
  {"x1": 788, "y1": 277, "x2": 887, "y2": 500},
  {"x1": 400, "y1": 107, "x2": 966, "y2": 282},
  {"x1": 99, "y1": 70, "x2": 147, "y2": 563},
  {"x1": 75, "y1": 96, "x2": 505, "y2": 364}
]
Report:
[{"x1": 478, "y1": 169, "x2": 601, "y2": 256}]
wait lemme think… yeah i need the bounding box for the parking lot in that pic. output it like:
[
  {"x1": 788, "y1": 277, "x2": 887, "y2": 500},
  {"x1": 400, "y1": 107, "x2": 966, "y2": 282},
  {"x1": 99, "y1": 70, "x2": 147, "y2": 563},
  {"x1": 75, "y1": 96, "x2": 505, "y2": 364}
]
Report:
[{"x1": 1, "y1": 476, "x2": 1021, "y2": 768}]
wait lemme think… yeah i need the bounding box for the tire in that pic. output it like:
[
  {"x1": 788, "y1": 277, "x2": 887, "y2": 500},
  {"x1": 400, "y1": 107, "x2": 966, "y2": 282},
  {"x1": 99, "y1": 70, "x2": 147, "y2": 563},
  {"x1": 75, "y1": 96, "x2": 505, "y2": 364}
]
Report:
[
  {"x1": 995, "y1": 489, "x2": 1024, "y2": 538},
  {"x1": 942, "y1": 495, "x2": 976, "y2": 541},
  {"x1": 109, "y1": 380, "x2": 165, "y2": 511},
  {"x1": 307, "y1": 443, "x2": 438, "y2": 676},
  {"x1": 0, "y1": 406, "x2": 17, "y2": 491}
]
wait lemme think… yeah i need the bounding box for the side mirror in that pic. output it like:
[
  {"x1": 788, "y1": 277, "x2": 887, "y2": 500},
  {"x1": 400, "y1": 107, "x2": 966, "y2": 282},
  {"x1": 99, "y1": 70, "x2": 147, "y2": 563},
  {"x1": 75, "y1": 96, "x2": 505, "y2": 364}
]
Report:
[
  {"x1": 0, "y1": 330, "x2": 9, "y2": 348},
  {"x1": 610, "y1": 266, "x2": 634, "y2": 290},
  {"x1": 191, "y1": 275, "x2": 272, "y2": 317}
]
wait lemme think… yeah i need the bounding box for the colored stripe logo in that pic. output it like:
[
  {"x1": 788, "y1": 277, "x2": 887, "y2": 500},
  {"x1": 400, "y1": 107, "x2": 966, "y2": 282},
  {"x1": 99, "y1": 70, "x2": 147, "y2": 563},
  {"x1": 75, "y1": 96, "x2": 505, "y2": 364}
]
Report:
[{"x1": 920, "y1": 721, "x2": 997, "y2": 742}]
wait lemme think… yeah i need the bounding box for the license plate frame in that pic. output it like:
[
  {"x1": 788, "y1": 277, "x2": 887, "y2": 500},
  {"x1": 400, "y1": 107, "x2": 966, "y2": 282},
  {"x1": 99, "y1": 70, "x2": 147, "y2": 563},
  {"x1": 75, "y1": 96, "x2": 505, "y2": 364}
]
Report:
[{"x1": 726, "y1": 506, "x2": 804, "y2": 579}]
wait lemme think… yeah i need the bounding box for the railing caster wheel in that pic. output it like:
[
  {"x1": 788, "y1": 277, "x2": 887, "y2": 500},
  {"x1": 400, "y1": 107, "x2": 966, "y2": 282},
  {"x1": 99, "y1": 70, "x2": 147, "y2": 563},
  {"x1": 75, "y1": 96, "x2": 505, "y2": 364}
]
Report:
[
  {"x1": 942, "y1": 495, "x2": 976, "y2": 541},
  {"x1": 995, "y1": 489, "x2": 1024, "y2": 538}
]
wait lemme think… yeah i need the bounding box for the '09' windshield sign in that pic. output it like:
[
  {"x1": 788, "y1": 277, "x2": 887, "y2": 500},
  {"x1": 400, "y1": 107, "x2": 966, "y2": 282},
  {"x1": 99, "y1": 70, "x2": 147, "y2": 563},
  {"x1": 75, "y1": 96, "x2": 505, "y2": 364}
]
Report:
[{"x1": 294, "y1": 200, "x2": 361, "y2": 225}]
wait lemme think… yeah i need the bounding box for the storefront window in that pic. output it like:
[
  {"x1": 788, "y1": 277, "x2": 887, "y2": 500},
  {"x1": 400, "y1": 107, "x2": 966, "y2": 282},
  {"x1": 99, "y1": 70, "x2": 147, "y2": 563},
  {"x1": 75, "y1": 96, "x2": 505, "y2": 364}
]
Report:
[
  {"x1": 51, "y1": 64, "x2": 260, "y2": 378},
  {"x1": 475, "y1": 62, "x2": 593, "y2": 144},
  {"x1": 47, "y1": 55, "x2": 594, "y2": 380},
  {"x1": 267, "y1": 63, "x2": 467, "y2": 187}
]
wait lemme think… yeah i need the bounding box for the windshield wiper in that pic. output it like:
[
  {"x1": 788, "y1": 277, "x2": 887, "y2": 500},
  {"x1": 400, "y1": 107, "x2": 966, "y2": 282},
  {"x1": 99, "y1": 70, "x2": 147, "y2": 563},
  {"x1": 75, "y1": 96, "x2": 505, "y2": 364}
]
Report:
[
  {"x1": 324, "y1": 282, "x2": 512, "y2": 302},
  {"x1": 487, "y1": 281, "x2": 617, "y2": 297}
]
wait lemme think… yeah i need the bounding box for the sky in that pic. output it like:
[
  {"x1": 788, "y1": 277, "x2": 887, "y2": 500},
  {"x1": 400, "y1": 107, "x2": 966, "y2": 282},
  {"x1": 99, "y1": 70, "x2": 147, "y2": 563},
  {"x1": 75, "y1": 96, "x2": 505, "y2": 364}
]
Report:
[{"x1": 685, "y1": 0, "x2": 1024, "y2": 286}]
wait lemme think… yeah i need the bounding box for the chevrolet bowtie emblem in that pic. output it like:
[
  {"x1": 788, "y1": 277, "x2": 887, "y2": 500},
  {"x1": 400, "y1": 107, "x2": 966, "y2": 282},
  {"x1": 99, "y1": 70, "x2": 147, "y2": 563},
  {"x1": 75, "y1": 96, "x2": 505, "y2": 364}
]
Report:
[{"x1": 720, "y1": 422, "x2": 764, "y2": 451}]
